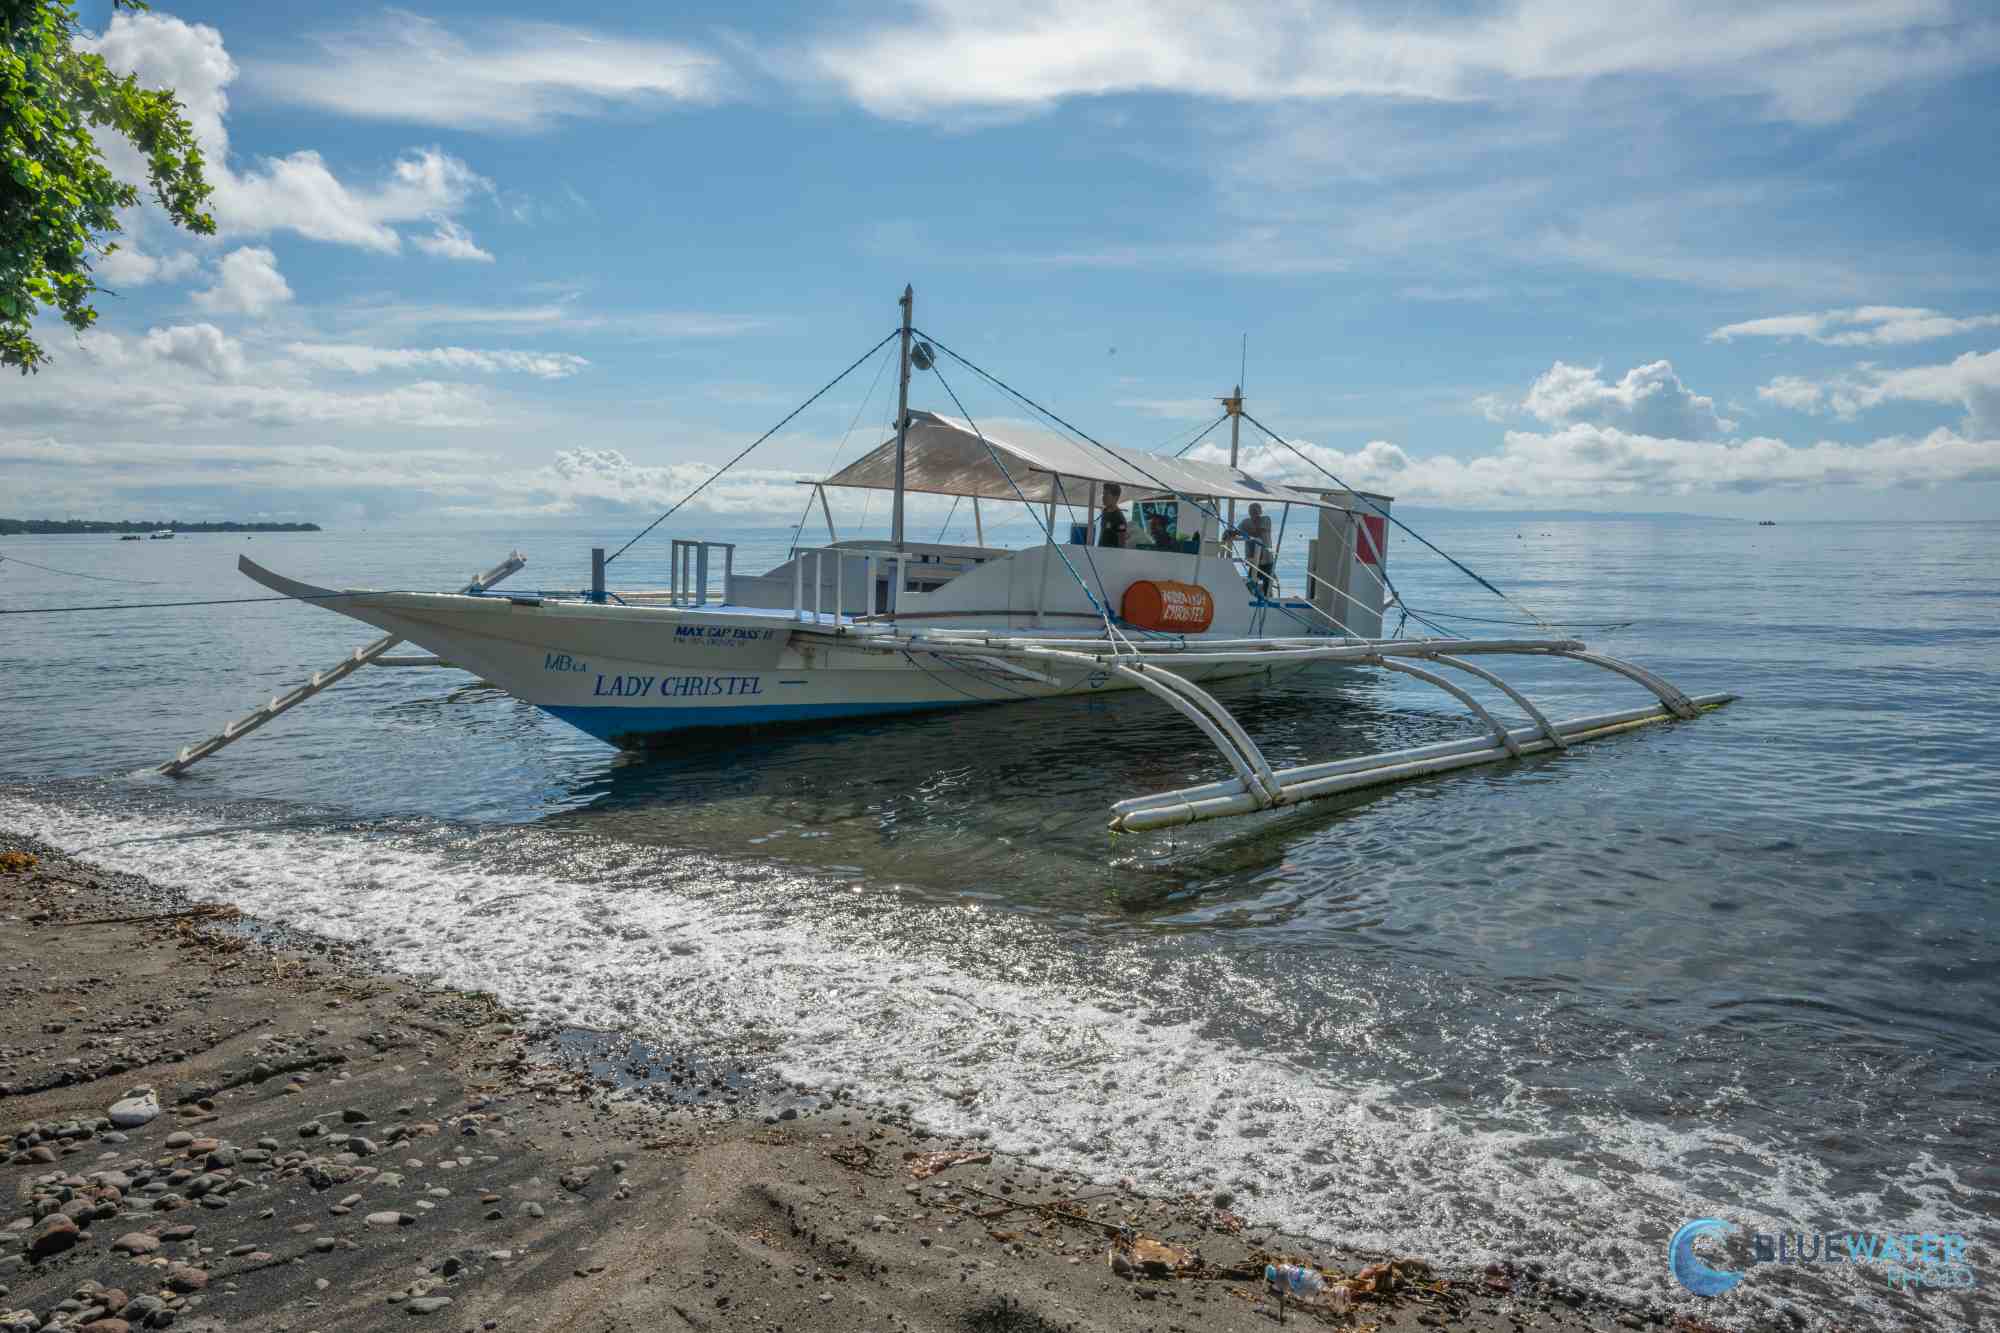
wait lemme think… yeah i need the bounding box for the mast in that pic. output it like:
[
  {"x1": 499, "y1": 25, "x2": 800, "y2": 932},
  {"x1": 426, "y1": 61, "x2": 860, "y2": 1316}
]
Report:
[
  {"x1": 891, "y1": 284, "x2": 914, "y2": 550},
  {"x1": 1224, "y1": 383, "x2": 1243, "y2": 531}
]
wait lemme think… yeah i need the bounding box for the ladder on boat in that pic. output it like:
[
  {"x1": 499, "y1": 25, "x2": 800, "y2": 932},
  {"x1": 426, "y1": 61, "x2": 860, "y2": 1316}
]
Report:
[{"x1": 157, "y1": 553, "x2": 526, "y2": 776}]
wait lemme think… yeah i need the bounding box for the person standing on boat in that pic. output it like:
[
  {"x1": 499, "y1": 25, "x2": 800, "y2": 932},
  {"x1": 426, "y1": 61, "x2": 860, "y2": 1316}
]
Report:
[
  {"x1": 1242, "y1": 503, "x2": 1275, "y2": 593},
  {"x1": 1098, "y1": 484, "x2": 1130, "y2": 548}
]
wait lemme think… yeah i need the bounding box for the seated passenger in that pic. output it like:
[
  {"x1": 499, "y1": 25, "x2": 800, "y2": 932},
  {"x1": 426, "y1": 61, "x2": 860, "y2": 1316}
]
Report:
[{"x1": 1146, "y1": 513, "x2": 1176, "y2": 549}]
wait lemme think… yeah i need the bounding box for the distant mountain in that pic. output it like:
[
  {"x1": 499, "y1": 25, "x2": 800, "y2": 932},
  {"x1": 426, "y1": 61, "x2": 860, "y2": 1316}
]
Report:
[{"x1": 0, "y1": 518, "x2": 323, "y2": 535}]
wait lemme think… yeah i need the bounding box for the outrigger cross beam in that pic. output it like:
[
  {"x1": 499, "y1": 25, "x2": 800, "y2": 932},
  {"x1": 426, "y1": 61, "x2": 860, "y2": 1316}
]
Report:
[{"x1": 865, "y1": 630, "x2": 1733, "y2": 831}]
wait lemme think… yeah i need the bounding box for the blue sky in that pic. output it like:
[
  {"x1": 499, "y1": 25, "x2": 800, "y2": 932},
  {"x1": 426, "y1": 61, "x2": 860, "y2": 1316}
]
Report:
[{"x1": 9, "y1": 0, "x2": 2000, "y2": 527}]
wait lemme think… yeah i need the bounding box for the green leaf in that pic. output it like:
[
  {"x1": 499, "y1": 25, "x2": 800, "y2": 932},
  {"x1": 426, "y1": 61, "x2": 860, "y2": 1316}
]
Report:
[{"x1": 1, "y1": 0, "x2": 215, "y2": 372}]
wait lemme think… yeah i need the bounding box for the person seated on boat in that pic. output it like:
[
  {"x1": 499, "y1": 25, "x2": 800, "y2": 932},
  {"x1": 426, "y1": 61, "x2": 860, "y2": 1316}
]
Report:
[
  {"x1": 1241, "y1": 503, "x2": 1275, "y2": 593},
  {"x1": 1145, "y1": 512, "x2": 1177, "y2": 550},
  {"x1": 1098, "y1": 485, "x2": 1130, "y2": 548}
]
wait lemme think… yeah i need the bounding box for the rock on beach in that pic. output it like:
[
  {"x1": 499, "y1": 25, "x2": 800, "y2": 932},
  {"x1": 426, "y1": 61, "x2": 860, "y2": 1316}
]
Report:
[{"x1": 106, "y1": 1090, "x2": 159, "y2": 1130}]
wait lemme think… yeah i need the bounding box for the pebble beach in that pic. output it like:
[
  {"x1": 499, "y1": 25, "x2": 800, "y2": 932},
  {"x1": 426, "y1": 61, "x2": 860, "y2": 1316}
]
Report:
[{"x1": 0, "y1": 832, "x2": 1697, "y2": 1333}]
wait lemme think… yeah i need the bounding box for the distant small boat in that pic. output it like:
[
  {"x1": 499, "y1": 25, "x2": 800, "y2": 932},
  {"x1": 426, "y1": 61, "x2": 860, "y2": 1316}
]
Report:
[
  {"x1": 119, "y1": 534, "x2": 142, "y2": 542},
  {"x1": 149, "y1": 529, "x2": 175, "y2": 540},
  {"x1": 1757, "y1": 520, "x2": 1777, "y2": 527}
]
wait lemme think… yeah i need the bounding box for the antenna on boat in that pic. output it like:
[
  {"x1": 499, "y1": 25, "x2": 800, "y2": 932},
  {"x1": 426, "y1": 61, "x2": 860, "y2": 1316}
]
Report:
[{"x1": 891, "y1": 284, "x2": 915, "y2": 551}]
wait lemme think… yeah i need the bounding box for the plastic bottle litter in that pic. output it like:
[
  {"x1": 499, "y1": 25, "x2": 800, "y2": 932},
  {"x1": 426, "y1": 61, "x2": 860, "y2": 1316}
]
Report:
[
  {"x1": 1266, "y1": 1263, "x2": 1325, "y2": 1299},
  {"x1": 1265, "y1": 1263, "x2": 1351, "y2": 1312}
]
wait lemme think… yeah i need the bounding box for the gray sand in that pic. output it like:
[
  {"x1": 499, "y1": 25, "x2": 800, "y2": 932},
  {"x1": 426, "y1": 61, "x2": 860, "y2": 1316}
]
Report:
[{"x1": 0, "y1": 832, "x2": 1702, "y2": 1333}]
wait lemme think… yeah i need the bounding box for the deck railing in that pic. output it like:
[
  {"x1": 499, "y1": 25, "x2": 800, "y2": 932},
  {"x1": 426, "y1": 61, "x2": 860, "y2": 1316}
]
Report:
[
  {"x1": 668, "y1": 539, "x2": 736, "y2": 606},
  {"x1": 791, "y1": 545, "x2": 912, "y2": 624}
]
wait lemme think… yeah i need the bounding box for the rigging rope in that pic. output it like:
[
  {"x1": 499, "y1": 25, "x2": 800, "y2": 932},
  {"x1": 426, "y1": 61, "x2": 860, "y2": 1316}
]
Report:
[
  {"x1": 926, "y1": 360, "x2": 1128, "y2": 649},
  {"x1": 1, "y1": 590, "x2": 404, "y2": 616},
  {"x1": 1238, "y1": 410, "x2": 1554, "y2": 632},
  {"x1": 1169, "y1": 413, "x2": 1229, "y2": 458},
  {"x1": 790, "y1": 338, "x2": 896, "y2": 556},
  {"x1": 914, "y1": 331, "x2": 1354, "y2": 638},
  {"x1": 606, "y1": 328, "x2": 901, "y2": 566},
  {"x1": 0, "y1": 554, "x2": 162, "y2": 585}
]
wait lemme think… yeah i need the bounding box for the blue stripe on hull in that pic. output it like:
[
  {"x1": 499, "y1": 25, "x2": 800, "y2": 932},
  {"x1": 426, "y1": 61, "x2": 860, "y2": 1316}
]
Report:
[{"x1": 542, "y1": 699, "x2": 983, "y2": 748}]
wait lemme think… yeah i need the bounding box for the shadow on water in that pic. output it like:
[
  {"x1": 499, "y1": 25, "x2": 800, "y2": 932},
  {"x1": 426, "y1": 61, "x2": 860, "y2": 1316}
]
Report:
[{"x1": 535, "y1": 664, "x2": 1534, "y2": 917}]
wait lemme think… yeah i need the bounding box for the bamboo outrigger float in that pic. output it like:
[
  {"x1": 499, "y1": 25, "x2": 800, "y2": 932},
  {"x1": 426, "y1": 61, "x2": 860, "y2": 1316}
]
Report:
[{"x1": 167, "y1": 286, "x2": 1735, "y2": 832}]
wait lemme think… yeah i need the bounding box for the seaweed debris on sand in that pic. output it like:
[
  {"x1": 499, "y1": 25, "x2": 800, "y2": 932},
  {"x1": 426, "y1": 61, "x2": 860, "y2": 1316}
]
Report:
[{"x1": 0, "y1": 832, "x2": 1669, "y2": 1331}]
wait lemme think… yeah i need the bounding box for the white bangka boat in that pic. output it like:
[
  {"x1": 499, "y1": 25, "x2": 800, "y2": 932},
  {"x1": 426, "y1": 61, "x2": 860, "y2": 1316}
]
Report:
[{"x1": 169, "y1": 287, "x2": 1733, "y2": 832}]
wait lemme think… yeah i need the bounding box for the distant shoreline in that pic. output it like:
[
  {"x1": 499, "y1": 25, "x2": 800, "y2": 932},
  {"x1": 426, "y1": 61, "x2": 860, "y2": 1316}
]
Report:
[{"x1": 0, "y1": 518, "x2": 322, "y2": 535}]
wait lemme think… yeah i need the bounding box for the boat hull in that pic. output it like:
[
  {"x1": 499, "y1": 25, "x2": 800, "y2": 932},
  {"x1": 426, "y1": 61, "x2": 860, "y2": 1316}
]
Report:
[{"x1": 253, "y1": 578, "x2": 1311, "y2": 748}]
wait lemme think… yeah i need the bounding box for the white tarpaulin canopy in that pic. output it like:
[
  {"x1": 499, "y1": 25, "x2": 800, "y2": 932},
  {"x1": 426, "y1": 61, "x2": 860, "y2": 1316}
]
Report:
[{"x1": 823, "y1": 410, "x2": 1349, "y2": 509}]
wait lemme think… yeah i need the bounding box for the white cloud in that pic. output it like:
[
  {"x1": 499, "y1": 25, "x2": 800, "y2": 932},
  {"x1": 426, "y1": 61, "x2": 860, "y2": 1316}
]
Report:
[
  {"x1": 215, "y1": 148, "x2": 488, "y2": 253},
  {"x1": 1759, "y1": 348, "x2": 2000, "y2": 434},
  {"x1": 1755, "y1": 375, "x2": 1827, "y2": 413},
  {"x1": 1710, "y1": 306, "x2": 2000, "y2": 346},
  {"x1": 1401, "y1": 284, "x2": 1501, "y2": 303},
  {"x1": 140, "y1": 324, "x2": 248, "y2": 382},
  {"x1": 1160, "y1": 353, "x2": 2000, "y2": 505},
  {"x1": 1191, "y1": 424, "x2": 2000, "y2": 505},
  {"x1": 412, "y1": 218, "x2": 494, "y2": 263},
  {"x1": 246, "y1": 10, "x2": 727, "y2": 131},
  {"x1": 95, "y1": 244, "x2": 201, "y2": 289},
  {"x1": 16, "y1": 323, "x2": 497, "y2": 430},
  {"x1": 801, "y1": 1, "x2": 1997, "y2": 124},
  {"x1": 192, "y1": 247, "x2": 294, "y2": 316},
  {"x1": 1519, "y1": 361, "x2": 1732, "y2": 440},
  {"x1": 1115, "y1": 397, "x2": 1226, "y2": 421},
  {"x1": 84, "y1": 13, "x2": 489, "y2": 257},
  {"x1": 342, "y1": 299, "x2": 771, "y2": 339},
  {"x1": 286, "y1": 344, "x2": 588, "y2": 380},
  {"x1": 0, "y1": 435, "x2": 822, "y2": 526}
]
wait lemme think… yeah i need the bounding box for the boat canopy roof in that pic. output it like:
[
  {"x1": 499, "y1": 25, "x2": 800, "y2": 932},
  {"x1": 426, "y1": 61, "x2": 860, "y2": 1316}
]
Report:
[{"x1": 822, "y1": 410, "x2": 1362, "y2": 509}]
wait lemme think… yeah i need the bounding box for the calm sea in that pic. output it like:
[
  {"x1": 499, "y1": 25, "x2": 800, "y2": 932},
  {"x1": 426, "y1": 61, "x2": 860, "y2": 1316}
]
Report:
[{"x1": 2, "y1": 515, "x2": 1995, "y2": 1329}]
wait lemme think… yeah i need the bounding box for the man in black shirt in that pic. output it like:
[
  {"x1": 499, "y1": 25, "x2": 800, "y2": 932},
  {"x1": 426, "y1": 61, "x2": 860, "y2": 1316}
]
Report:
[{"x1": 1098, "y1": 484, "x2": 1129, "y2": 547}]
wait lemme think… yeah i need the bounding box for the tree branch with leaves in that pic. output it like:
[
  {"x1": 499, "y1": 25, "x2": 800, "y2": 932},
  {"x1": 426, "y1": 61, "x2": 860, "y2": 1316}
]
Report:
[{"x1": 2, "y1": 0, "x2": 214, "y2": 373}]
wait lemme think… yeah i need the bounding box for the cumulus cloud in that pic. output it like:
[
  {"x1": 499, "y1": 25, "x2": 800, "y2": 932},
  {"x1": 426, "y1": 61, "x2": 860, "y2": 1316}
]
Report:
[
  {"x1": 14, "y1": 324, "x2": 497, "y2": 430},
  {"x1": 1169, "y1": 354, "x2": 2000, "y2": 504},
  {"x1": 1757, "y1": 349, "x2": 2000, "y2": 435},
  {"x1": 247, "y1": 10, "x2": 727, "y2": 131},
  {"x1": 1710, "y1": 306, "x2": 2000, "y2": 347},
  {"x1": 1191, "y1": 425, "x2": 2000, "y2": 505},
  {"x1": 1519, "y1": 361, "x2": 1733, "y2": 439},
  {"x1": 95, "y1": 244, "x2": 201, "y2": 288},
  {"x1": 192, "y1": 247, "x2": 294, "y2": 316},
  {"x1": 801, "y1": 0, "x2": 1999, "y2": 123},
  {"x1": 0, "y1": 436, "x2": 825, "y2": 527},
  {"x1": 140, "y1": 324, "x2": 248, "y2": 382},
  {"x1": 84, "y1": 13, "x2": 489, "y2": 257},
  {"x1": 286, "y1": 344, "x2": 589, "y2": 380}
]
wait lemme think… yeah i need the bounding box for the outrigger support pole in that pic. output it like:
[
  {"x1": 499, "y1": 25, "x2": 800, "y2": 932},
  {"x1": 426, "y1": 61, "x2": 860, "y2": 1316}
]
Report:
[
  {"x1": 852, "y1": 629, "x2": 1733, "y2": 832},
  {"x1": 157, "y1": 551, "x2": 526, "y2": 776}
]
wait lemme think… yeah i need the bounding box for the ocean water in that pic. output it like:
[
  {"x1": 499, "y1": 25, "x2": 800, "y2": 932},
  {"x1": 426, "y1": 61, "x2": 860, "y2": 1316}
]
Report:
[{"x1": 1, "y1": 516, "x2": 1995, "y2": 1330}]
